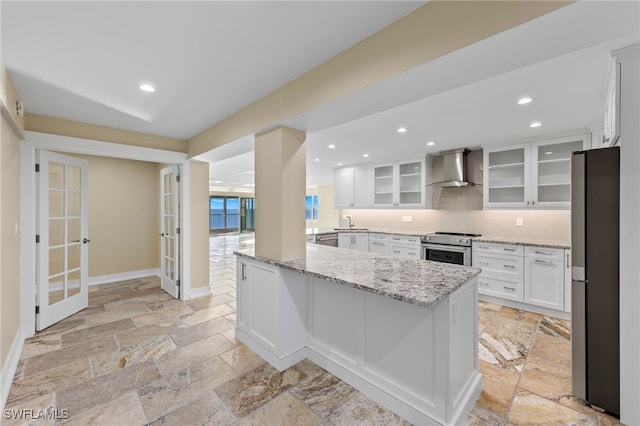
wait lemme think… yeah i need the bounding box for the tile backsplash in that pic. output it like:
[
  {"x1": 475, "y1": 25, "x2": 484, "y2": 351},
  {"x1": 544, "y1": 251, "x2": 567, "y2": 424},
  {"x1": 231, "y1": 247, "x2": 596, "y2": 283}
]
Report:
[{"x1": 340, "y1": 208, "x2": 570, "y2": 242}]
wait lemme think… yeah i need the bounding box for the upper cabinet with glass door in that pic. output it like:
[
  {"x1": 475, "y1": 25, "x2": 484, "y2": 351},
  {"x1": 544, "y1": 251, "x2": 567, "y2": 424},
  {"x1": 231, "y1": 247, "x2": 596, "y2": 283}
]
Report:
[
  {"x1": 483, "y1": 134, "x2": 588, "y2": 209},
  {"x1": 373, "y1": 159, "x2": 425, "y2": 208}
]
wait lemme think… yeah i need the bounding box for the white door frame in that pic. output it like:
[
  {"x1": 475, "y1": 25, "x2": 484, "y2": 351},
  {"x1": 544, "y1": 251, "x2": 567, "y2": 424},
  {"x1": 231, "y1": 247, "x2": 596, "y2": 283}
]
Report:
[{"x1": 20, "y1": 131, "x2": 189, "y2": 338}]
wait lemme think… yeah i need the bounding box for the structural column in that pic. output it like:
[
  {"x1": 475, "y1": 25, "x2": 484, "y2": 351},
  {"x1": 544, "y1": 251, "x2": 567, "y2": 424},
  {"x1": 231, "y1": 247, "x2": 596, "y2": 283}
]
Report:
[{"x1": 254, "y1": 126, "x2": 306, "y2": 261}]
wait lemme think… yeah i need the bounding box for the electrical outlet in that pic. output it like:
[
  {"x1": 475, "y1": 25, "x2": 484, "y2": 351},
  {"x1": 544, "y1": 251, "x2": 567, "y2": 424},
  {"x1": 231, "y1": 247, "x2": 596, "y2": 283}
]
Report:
[
  {"x1": 516, "y1": 218, "x2": 524, "y2": 227},
  {"x1": 402, "y1": 215, "x2": 413, "y2": 223}
]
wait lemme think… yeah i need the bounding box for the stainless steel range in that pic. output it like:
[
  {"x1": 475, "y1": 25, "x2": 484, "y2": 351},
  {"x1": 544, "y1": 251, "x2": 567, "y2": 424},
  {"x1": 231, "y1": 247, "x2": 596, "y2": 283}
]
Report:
[{"x1": 420, "y1": 232, "x2": 481, "y2": 266}]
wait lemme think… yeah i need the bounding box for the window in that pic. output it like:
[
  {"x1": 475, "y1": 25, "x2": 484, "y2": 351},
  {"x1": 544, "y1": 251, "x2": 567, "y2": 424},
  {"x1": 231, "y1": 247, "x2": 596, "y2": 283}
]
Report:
[
  {"x1": 305, "y1": 195, "x2": 318, "y2": 221},
  {"x1": 210, "y1": 196, "x2": 240, "y2": 232}
]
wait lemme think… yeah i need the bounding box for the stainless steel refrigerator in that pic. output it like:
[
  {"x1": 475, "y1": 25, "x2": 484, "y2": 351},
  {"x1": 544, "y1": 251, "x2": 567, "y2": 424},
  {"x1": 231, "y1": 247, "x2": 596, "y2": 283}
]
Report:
[{"x1": 571, "y1": 146, "x2": 620, "y2": 417}]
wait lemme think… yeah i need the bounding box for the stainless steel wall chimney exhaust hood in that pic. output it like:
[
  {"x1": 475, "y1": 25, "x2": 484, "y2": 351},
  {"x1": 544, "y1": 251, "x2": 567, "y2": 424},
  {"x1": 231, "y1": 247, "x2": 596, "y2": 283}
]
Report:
[{"x1": 428, "y1": 148, "x2": 475, "y2": 188}]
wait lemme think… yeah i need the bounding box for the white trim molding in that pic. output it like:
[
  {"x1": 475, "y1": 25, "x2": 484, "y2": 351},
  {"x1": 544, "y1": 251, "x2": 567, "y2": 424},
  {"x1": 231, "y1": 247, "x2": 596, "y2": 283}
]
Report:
[
  {"x1": 88, "y1": 269, "x2": 160, "y2": 286},
  {"x1": 189, "y1": 285, "x2": 212, "y2": 300},
  {"x1": 1, "y1": 330, "x2": 25, "y2": 412},
  {"x1": 25, "y1": 131, "x2": 187, "y2": 163}
]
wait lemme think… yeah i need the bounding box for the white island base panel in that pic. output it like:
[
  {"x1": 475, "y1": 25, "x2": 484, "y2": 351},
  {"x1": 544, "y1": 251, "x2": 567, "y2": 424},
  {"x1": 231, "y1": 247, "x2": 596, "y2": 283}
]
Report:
[{"x1": 235, "y1": 259, "x2": 482, "y2": 425}]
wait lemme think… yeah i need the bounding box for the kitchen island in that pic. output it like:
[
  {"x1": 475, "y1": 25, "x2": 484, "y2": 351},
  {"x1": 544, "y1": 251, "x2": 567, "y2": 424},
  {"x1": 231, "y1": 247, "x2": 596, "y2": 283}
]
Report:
[{"x1": 234, "y1": 244, "x2": 482, "y2": 425}]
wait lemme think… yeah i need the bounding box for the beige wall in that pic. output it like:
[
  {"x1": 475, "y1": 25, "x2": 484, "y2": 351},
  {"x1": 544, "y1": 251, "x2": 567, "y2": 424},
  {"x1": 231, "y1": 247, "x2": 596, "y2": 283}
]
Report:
[
  {"x1": 190, "y1": 161, "x2": 210, "y2": 289},
  {"x1": 188, "y1": 1, "x2": 571, "y2": 157},
  {"x1": 27, "y1": 114, "x2": 186, "y2": 153},
  {"x1": 69, "y1": 154, "x2": 160, "y2": 277},
  {"x1": 0, "y1": 90, "x2": 22, "y2": 380},
  {"x1": 341, "y1": 208, "x2": 571, "y2": 243},
  {"x1": 255, "y1": 127, "x2": 306, "y2": 260}
]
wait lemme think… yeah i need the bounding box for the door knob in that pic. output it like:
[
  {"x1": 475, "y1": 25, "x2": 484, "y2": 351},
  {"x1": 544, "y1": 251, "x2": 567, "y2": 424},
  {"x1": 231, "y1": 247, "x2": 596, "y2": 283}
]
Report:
[
  {"x1": 82, "y1": 238, "x2": 91, "y2": 244},
  {"x1": 160, "y1": 232, "x2": 165, "y2": 237}
]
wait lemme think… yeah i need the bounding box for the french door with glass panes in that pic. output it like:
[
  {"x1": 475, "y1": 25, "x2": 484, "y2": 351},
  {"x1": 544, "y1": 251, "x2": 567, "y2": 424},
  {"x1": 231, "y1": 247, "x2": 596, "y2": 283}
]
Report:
[
  {"x1": 36, "y1": 151, "x2": 89, "y2": 330},
  {"x1": 160, "y1": 165, "x2": 180, "y2": 298}
]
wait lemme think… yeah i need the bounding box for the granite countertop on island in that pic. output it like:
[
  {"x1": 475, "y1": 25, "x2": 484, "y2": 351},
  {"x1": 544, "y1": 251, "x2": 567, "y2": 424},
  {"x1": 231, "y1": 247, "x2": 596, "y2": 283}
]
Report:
[
  {"x1": 235, "y1": 244, "x2": 480, "y2": 308},
  {"x1": 473, "y1": 236, "x2": 570, "y2": 249}
]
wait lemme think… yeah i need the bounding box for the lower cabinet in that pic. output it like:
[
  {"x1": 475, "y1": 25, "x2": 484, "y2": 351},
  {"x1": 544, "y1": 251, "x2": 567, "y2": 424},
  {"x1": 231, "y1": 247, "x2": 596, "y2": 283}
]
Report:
[
  {"x1": 368, "y1": 233, "x2": 389, "y2": 255},
  {"x1": 473, "y1": 243, "x2": 524, "y2": 302},
  {"x1": 236, "y1": 257, "x2": 307, "y2": 369},
  {"x1": 473, "y1": 242, "x2": 570, "y2": 313},
  {"x1": 523, "y1": 247, "x2": 565, "y2": 311},
  {"x1": 338, "y1": 233, "x2": 369, "y2": 251},
  {"x1": 388, "y1": 235, "x2": 421, "y2": 259}
]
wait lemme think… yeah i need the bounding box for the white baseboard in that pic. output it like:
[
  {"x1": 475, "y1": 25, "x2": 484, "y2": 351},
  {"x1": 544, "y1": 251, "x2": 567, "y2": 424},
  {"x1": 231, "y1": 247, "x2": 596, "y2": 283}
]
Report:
[
  {"x1": 189, "y1": 285, "x2": 212, "y2": 300},
  {"x1": 1, "y1": 330, "x2": 25, "y2": 412},
  {"x1": 88, "y1": 268, "x2": 160, "y2": 286}
]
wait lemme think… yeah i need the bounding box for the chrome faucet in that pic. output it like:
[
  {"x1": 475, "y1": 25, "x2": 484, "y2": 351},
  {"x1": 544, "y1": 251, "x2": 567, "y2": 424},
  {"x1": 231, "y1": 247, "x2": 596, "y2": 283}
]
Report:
[{"x1": 346, "y1": 215, "x2": 354, "y2": 230}]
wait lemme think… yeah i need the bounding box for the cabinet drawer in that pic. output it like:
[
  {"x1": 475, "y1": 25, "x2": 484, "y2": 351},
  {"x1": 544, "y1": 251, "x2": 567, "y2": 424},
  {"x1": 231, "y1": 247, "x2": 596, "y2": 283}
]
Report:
[
  {"x1": 524, "y1": 246, "x2": 564, "y2": 260},
  {"x1": 369, "y1": 233, "x2": 388, "y2": 242},
  {"x1": 473, "y1": 242, "x2": 523, "y2": 256},
  {"x1": 478, "y1": 275, "x2": 524, "y2": 302},
  {"x1": 389, "y1": 235, "x2": 420, "y2": 244},
  {"x1": 389, "y1": 244, "x2": 421, "y2": 259},
  {"x1": 473, "y1": 254, "x2": 523, "y2": 277}
]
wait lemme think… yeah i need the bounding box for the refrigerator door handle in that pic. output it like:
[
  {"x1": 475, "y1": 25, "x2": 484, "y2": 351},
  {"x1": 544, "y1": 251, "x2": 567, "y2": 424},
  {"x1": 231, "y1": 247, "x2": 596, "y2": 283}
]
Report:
[{"x1": 572, "y1": 279, "x2": 587, "y2": 401}]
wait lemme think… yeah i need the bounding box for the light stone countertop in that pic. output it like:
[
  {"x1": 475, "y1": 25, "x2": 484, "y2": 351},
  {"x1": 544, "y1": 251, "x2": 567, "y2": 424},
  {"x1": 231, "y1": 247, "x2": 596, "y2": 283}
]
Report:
[
  {"x1": 235, "y1": 244, "x2": 481, "y2": 308},
  {"x1": 473, "y1": 236, "x2": 570, "y2": 250},
  {"x1": 307, "y1": 227, "x2": 429, "y2": 238}
]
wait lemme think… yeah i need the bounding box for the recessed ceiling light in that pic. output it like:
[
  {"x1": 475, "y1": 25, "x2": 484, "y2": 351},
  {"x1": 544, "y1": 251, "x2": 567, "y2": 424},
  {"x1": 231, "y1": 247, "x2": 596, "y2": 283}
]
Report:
[
  {"x1": 363, "y1": 153, "x2": 369, "y2": 158},
  {"x1": 328, "y1": 144, "x2": 336, "y2": 149},
  {"x1": 139, "y1": 83, "x2": 155, "y2": 93},
  {"x1": 517, "y1": 97, "x2": 533, "y2": 105},
  {"x1": 337, "y1": 163, "x2": 343, "y2": 166},
  {"x1": 545, "y1": 151, "x2": 553, "y2": 155},
  {"x1": 314, "y1": 158, "x2": 320, "y2": 162},
  {"x1": 427, "y1": 141, "x2": 436, "y2": 146},
  {"x1": 397, "y1": 127, "x2": 407, "y2": 133},
  {"x1": 530, "y1": 121, "x2": 542, "y2": 128}
]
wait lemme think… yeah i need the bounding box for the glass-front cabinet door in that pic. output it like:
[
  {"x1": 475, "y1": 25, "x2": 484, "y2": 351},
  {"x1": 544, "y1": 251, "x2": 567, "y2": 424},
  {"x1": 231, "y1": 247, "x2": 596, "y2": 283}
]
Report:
[
  {"x1": 373, "y1": 165, "x2": 394, "y2": 207},
  {"x1": 484, "y1": 135, "x2": 588, "y2": 209},
  {"x1": 484, "y1": 144, "x2": 531, "y2": 209},
  {"x1": 531, "y1": 137, "x2": 586, "y2": 208},
  {"x1": 397, "y1": 160, "x2": 424, "y2": 207}
]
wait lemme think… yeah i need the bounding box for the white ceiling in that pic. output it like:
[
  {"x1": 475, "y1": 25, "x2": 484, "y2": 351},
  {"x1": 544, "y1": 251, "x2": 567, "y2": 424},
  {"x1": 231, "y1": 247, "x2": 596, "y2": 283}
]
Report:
[
  {"x1": 2, "y1": 1, "x2": 639, "y2": 190},
  {"x1": 1, "y1": 1, "x2": 423, "y2": 139}
]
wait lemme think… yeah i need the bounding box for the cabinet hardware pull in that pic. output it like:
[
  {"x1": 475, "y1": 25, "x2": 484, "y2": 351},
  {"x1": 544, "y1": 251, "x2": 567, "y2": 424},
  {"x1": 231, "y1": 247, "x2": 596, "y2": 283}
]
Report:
[
  {"x1": 566, "y1": 253, "x2": 570, "y2": 268},
  {"x1": 504, "y1": 248, "x2": 516, "y2": 252},
  {"x1": 503, "y1": 286, "x2": 516, "y2": 291},
  {"x1": 503, "y1": 264, "x2": 515, "y2": 269},
  {"x1": 241, "y1": 263, "x2": 246, "y2": 281},
  {"x1": 534, "y1": 259, "x2": 553, "y2": 264},
  {"x1": 532, "y1": 200, "x2": 535, "y2": 205},
  {"x1": 478, "y1": 261, "x2": 489, "y2": 265},
  {"x1": 533, "y1": 250, "x2": 552, "y2": 255},
  {"x1": 479, "y1": 245, "x2": 489, "y2": 249},
  {"x1": 393, "y1": 250, "x2": 401, "y2": 253}
]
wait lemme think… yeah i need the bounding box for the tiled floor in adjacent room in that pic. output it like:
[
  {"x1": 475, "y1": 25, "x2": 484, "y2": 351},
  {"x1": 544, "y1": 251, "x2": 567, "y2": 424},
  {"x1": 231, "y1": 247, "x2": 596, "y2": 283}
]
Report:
[{"x1": 5, "y1": 233, "x2": 622, "y2": 425}]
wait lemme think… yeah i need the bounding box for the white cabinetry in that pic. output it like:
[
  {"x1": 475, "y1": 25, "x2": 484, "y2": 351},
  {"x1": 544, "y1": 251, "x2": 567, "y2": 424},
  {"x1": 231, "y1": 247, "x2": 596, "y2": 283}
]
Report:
[
  {"x1": 335, "y1": 167, "x2": 372, "y2": 208},
  {"x1": 524, "y1": 247, "x2": 564, "y2": 311},
  {"x1": 373, "y1": 159, "x2": 425, "y2": 208},
  {"x1": 483, "y1": 135, "x2": 588, "y2": 209},
  {"x1": 473, "y1": 242, "x2": 571, "y2": 314},
  {"x1": 603, "y1": 62, "x2": 621, "y2": 147},
  {"x1": 388, "y1": 235, "x2": 421, "y2": 259},
  {"x1": 338, "y1": 233, "x2": 369, "y2": 251},
  {"x1": 236, "y1": 257, "x2": 307, "y2": 370},
  {"x1": 473, "y1": 242, "x2": 524, "y2": 302},
  {"x1": 368, "y1": 233, "x2": 389, "y2": 255}
]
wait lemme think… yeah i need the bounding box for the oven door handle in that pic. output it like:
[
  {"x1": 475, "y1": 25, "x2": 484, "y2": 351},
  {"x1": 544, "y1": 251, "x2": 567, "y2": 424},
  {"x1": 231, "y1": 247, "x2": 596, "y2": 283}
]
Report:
[{"x1": 422, "y1": 243, "x2": 470, "y2": 254}]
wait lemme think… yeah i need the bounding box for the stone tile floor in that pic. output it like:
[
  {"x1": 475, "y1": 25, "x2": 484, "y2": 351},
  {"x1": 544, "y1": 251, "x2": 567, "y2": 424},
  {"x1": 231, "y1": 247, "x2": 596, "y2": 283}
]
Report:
[{"x1": 4, "y1": 232, "x2": 623, "y2": 425}]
